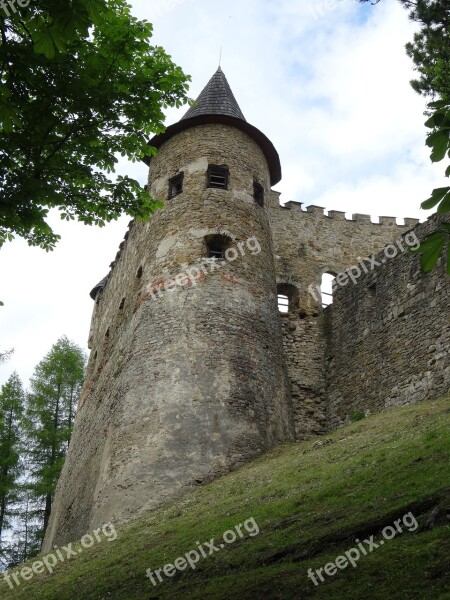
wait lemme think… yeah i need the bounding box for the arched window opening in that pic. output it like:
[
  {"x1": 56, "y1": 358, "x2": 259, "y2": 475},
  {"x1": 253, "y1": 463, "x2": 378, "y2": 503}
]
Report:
[
  {"x1": 278, "y1": 294, "x2": 289, "y2": 314},
  {"x1": 277, "y1": 283, "x2": 300, "y2": 315},
  {"x1": 321, "y1": 272, "x2": 336, "y2": 307},
  {"x1": 204, "y1": 234, "x2": 231, "y2": 260}
]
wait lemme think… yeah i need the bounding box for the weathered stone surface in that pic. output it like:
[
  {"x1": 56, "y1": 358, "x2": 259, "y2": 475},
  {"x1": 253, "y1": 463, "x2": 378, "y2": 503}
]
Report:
[
  {"x1": 325, "y1": 214, "x2": 450, "y2": 428},
  {"x1": 267, "y1": 192, "x2": 423, "y2": 439},
  {"x1": 43, "y1": 75, "x2": 450, "y2": 553},
  {"x1": 43, "y1": 123, "x2": 294, "y2": 551}
]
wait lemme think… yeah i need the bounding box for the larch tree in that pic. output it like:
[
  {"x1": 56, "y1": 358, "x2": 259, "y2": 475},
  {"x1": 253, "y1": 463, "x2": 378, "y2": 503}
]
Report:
[
  {"x1": 0, "y1": 372, "x2": 25, "y2": 552},
  {"x1": 26, "y1": 336, "x2": 86, "y2": 542}
]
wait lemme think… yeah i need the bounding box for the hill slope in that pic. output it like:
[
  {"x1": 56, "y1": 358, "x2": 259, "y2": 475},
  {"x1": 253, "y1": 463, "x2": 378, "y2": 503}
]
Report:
[{"x1": 2, "y1": 396, "x2": 450, "y2": 600}]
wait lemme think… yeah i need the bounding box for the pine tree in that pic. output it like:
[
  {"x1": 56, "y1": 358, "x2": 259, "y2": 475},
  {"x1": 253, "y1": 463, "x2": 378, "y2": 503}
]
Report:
[
  {"x1": 4, "y1": 495, "x2": 41, "y2": 568},
  {"x1": 0, "y1": 349, "x2": 13, "y2": 364},
  {"x1": 26, "y1": 337, "x2": 86, "y2": 543},
  {"x1": 0, "y1": 373, "x2": 24, "y2": 546}
]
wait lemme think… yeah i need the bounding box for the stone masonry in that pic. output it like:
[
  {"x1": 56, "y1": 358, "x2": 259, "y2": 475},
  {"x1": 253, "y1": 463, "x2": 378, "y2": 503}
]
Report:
[
  {"x1": 325, "y1": 214, "x2": 450, "y2": 428},
  {"x1": 43, "y1": 68, "x2": 449, "y2": 551}
]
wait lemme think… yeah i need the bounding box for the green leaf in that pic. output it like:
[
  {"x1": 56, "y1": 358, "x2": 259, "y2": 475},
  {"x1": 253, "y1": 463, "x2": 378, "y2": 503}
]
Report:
[
  {"x1": 436, "y1": 189, "x2": 450, "y2": 214},
  {"x1": 425, "y1": 111, "x2": 447, "y2": 128},
  {"x1": 0, "y1": 103, "x2": 22, "y2": 132},
  {"x1": 421, "y1": 187, "x2": 449, "y2": 210},
  {"x1": 33, "y1": 32, "x2": 57, "y2": 59},
  {"x1": 427, "y1": 130, "x2": 450, "y2": 163},
  {"x1": 412, "y1": 232, "x2": 446, "y2": 272},
  {"x1": 410, "y1": 231, "x2": 443, "y2": 254}
]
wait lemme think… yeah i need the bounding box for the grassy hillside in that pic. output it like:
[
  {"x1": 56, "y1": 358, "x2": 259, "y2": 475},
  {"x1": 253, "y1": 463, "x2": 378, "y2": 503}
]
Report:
[{"x1": 2, "y1": 396, "x2": 450, "y2": 600}]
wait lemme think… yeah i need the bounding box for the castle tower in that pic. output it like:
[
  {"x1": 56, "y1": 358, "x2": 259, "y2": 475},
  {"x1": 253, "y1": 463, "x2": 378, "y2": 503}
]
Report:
[{"x1": 43, "y1": 68, "x2": 294, "y2": 549}]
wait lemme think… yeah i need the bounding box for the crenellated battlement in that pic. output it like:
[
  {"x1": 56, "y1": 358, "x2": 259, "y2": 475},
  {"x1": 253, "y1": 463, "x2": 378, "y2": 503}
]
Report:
[{"x1": 280, "y1": 200, "x2": 420, "y2": 229}]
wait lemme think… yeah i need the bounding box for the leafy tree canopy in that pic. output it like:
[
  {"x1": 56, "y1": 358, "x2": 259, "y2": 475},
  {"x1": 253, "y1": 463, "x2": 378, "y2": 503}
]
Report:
[
  {"x1": 360, "y1": 0, "x2": 450, "y2": 272},
  {"x1": 0, "y1": 0, "x2": 191, "y2": 250}
]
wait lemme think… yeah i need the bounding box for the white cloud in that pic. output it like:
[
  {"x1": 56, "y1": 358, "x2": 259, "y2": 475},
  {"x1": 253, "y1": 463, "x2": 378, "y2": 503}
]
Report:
[{"x1": 0, "y1": 0, "x2": 443, "y2": 387}]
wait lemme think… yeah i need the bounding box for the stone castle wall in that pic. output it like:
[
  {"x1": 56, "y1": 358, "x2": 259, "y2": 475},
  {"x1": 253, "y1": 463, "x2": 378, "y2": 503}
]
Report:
[
  {"x1": 42, "y1": 115, "x2": 449, "y2": 553},
  {"x1": 267, "y1": 193, "x2": 420, "y2": 438},
  {"x1": 325, "y1": 214, "x2": 450, "y2": 428},
  {"x1": 43, "y1": 124, "x2": 294, "y2": 551}
]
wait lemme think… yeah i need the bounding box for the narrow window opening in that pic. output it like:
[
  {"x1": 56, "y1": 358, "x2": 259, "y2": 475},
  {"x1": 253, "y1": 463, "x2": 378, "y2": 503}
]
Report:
[
  {"x1": 254, "y1": 180, "x2": 264, "y2": 207},
  {"x1": 105, "y1": 328, "x2": 110, "y2": 339},
  {"x1": 119, "y1": 298, "x2": 126, "y2": 310},
  {"x1": 207, "y1": 165, "x2": 229, "y2": 190},
  {"x1": 136, "y1": 266, "x2": 143, "y2": 280},
  {"x1": 321, "y1": 272, "x2": 336, "y2": 307},
  {"x1": 277, "y1": 283, "x2": 300, "y2": 315},
  {"x1": 169, "y1": 173, "x2": 184, "y2": 199},
  {"x1": 278, "y1": 295, "x2": 289, "y2": 314}
]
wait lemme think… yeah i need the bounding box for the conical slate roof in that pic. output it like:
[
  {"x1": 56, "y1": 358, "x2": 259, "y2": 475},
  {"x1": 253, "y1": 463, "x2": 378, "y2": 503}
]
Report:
[
  {"x1": 145, "y1": 68, "x2": 282, "y2": 185},
  {"x1": 181, "y1": 67, "x2": 246, "y2": 121}
]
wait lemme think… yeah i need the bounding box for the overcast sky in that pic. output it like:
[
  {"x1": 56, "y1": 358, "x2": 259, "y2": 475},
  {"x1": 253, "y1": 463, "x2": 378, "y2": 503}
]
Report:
[{"x1": 0, "y1": 0, "x2": 443, "y2": 388}]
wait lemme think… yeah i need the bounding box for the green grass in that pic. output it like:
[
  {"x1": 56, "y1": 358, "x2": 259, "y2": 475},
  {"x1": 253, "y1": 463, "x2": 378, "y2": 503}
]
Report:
[{"x1": 2, "y1": 396, "x2": 450, "y2": 599}]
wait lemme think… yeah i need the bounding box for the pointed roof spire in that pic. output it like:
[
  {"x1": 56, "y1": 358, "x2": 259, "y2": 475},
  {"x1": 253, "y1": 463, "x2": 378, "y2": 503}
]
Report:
[
  {"x1": 181, "y1": 67, "x2": 246, "y2": 122},
  {"x1": 145, "y1": 68, "x2": 282, "y2": 185}
]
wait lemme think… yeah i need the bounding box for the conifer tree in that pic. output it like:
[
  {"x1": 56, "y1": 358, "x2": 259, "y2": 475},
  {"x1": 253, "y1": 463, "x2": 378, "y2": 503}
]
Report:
[
  {"x1": 4, "y1": 495, "x2": 41, "y2": 567},
  {"x1": 26, "y1": 336, "x2": 86, "y2": 542},
  {"x1": 0, "y1": 373, "x2": 24, "y2": 547}
]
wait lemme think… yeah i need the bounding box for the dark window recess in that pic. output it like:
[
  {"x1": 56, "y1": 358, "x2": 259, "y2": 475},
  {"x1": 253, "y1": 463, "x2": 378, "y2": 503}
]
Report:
[
  {"x1": 205, "y1": 234, "x2": 231, "y2": 260},
  {"x1": 254, "y1": 180, "x2": 264, "y2": 207},
  {"x1": 169, "y1": 173, "x2": 184, "y2": 199},
  {"x1": 136, "y1": 266, "x2": 143, "y2": 279},
  {"x1": 207, "y1": 165, "x2": 229, "y2": 189}
]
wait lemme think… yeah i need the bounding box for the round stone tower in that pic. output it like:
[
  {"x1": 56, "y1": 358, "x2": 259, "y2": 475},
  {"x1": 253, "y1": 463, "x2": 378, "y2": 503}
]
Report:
[{"x1": 43, "y1": 68, "x2": 294, "y2": 550}]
